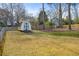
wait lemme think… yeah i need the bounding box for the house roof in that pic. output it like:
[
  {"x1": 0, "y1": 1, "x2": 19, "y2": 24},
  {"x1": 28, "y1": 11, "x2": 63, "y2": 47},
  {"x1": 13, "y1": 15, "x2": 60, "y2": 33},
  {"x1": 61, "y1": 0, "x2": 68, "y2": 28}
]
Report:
[{"x1": 0, "y1": 8, "x2": 11, "y2": 19}]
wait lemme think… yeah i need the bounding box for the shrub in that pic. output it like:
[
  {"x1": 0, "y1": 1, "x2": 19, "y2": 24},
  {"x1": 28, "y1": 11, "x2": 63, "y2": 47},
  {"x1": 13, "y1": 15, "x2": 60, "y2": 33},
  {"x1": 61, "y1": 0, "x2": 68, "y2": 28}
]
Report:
[
  {"x1": 0, "y1": 22, "x2": 6, "y2": 27},
  {"x1": 44, "y1": 21, "x2": 53, "y2": 27}
]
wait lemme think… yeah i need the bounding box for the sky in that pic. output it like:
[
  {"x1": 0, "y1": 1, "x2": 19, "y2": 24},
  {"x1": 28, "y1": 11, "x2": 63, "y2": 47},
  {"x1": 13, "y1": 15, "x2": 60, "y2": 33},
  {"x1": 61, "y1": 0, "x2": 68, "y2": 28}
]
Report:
[
  {"x1": 24, "y1": 3, "x2": 70, "y2": 19},
  {"x1": 0, "y1": 3, "x2": 78, "y2": 19},
  {"x1": 24, "y1": 3, "x2": 79, "y2": 19},
  {"x1": 24, "y1": 3, "x2": 50, "y2": 17}
]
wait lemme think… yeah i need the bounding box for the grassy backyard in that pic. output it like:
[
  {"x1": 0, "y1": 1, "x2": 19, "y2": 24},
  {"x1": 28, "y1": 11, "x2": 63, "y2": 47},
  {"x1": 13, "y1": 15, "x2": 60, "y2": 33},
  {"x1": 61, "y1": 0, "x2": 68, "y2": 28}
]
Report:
[{"x1": 1, "y1": 30, "x2": 79, "y2": 56}]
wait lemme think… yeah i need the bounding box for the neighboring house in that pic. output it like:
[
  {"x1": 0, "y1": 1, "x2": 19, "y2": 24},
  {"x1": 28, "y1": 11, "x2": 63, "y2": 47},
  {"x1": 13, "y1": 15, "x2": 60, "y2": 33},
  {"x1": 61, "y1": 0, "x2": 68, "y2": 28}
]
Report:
[
  {"x1": 18, "y1": 16, "x2": 34, "y2": 24},
  {"x1": 0, "y1": 8, "x2": 12, "y2": 26},
  {"x1": 52, "y1": 17, "x2": 60, "y2": 28},
  {"x1": 13, "y1": 20, "x2": 17, "y2": 26}
]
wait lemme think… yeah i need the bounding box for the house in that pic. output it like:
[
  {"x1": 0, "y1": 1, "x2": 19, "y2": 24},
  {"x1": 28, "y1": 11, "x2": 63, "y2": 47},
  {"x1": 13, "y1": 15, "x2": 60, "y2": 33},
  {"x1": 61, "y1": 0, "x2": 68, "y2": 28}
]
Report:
[
  {"x1": 0, "y1": 8, "x2": 12, "y2": 26},
  {"x1": 52, "y1": 17, "x2": 59, "y2": 28}
]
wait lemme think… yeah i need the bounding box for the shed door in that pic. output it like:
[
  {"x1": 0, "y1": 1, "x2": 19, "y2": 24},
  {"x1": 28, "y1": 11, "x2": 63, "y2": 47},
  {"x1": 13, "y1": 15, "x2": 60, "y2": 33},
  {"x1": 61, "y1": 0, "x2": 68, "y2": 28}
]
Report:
[{"x1": 24, "y1": 23, "x2": 29, "y2": 31}]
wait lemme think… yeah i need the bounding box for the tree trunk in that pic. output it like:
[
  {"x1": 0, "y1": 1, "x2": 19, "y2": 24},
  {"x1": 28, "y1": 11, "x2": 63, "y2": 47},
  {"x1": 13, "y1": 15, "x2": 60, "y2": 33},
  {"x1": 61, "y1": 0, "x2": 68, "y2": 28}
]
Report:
[
  {"x1": 10, "y1": 3, "x2": 14, "y2": 26},
  {"x1": 42, "y1": 3, "x2": 45, "y2": 30},
  {"x1": 59, "y1": 3, "x2": 63, "y2": 28},
  {"x1": 68, "y1": 3, "x2": 72, "y2": 30}
]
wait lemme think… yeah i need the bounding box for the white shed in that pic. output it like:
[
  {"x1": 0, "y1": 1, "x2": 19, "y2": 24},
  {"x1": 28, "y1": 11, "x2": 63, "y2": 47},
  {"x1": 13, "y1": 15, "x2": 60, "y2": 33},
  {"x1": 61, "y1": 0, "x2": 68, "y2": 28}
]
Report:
[{"x1": 18, "y1": 21, "x2": 32, "y2": 32}]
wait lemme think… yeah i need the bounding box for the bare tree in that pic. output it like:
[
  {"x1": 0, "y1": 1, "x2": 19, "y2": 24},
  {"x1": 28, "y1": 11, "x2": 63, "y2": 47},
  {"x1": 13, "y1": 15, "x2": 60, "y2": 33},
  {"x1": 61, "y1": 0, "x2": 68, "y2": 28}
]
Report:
[
  {"x1": 42, "y1": 3, "x2": 45, "y2": 29},
  {"x1": 68, "y1": 3, "x2": 72, "y2": 30},
  {"x1": 0, "y1": 3, "x2": 15, "y2": 26},
  {"x1": 47, "y1": 3, "x2": 60, "y2": 27},
  {"x1": 0, "y1": 3, "x2": 26, "y2": 26},
  {"x1": 59, "y1": 3, "x2": 63, "y2": 28},
  {"x1": 72, "y1": 3, "x2": 79, "y2": 23},
  {"x1": 8, "y1": 3, "x2": 14, "y2": 25},
  {"x1": 14, "y1": 3, "x2": 26, "y2": 24}
]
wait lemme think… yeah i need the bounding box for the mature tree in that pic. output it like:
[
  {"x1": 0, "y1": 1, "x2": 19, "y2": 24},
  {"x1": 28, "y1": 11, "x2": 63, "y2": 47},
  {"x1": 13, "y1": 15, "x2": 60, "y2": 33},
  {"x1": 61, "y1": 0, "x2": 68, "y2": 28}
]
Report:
[
  {"x1": 68, "y1": 3, "x2": 72, "y2": 30},
  {"x1": 8, "y1": 3, "x2": 14, "y2": 25},
  {"x1": 0, "y1": 3, "x2": 26, "y2": 26},
  {"x1": 47, "y1": 3, "x2": 60, "y2": 27},
  {"x1": 14, "y1": 3, "x2": 26, "y2": 24},
  {"x1": 42, "y1": 3, "x2": 45, "y2": 29},
  {"x1": 72, "y1": 3, "x2": 79, "y2": 23},
  {"x1": 0, "y1": 8, "x2": 11, "y2": 26},
  {"x1": 59, "y1": 3, "x2": 63, "y2": 28},
  {"x1": 38, "y1": 10, "x2": 48, "y2": 23},
  {"x1": 38, "y1": 3, "x2": 48, "y2": 30},
  {"x1": 0, "y1": 3, "x2": 15, "y2": 25}
]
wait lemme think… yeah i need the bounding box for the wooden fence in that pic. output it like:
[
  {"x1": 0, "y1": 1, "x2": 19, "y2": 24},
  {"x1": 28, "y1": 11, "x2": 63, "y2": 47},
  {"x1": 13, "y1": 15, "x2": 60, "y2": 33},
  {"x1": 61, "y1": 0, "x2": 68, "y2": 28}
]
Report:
[
  {"x1": 0, "y1": 27, "x2": 17, "y2": 42},
  {"x1": 0, "y1": 27, "x2": 6, "y2": 42}
]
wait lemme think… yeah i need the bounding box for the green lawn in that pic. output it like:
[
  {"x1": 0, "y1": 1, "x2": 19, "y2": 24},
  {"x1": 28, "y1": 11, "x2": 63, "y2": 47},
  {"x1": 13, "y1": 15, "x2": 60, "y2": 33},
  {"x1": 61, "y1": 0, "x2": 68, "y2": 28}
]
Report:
[
  {"x1": 2, "y1": 30, "x2": 79, "y2": 56},
  {"x1": 48, "y1": 31, "x2": 79, "y2": 38}
]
